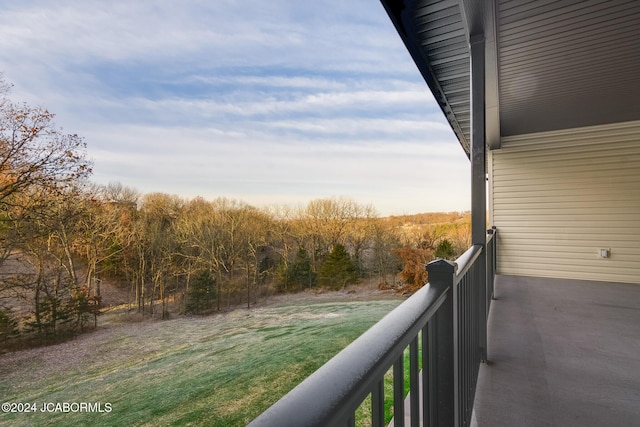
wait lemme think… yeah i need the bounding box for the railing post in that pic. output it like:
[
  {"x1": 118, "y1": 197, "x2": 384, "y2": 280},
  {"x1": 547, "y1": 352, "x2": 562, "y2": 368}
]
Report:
[
  {"x1": 486, "y1": 227, "x2": 496, "y2": 304},
  {"x1": 426, "y1": 259, "x2": 456, "y2": 427}
]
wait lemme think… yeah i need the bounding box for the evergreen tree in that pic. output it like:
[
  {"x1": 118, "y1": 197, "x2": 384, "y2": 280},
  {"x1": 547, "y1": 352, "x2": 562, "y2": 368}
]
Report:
[
  {"x1": 277, "y1": 247, "x2": 315, "y2": 292},
  {"x1": 0, "y1": 308, "x2": 18, "y2": 341},
  {"x1": 318, "y1": 244, "x2": 359, "y2": 290},
  {"x1": 186, "y1": 270, "x2": 216, "y2": 314},
  {"x1": 435, "y1": 239, "x2": 456, "y2": 260}
]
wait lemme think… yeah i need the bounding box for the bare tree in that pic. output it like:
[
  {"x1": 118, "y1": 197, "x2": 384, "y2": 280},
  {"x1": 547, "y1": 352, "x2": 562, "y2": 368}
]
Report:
[
  {"x1": 136, "y1": 193, "x2": 184, "y2": 317},
  {"x1": 10, "y1": 187, "x2": 91, "y2": 333},
  {"x1": 80, "y1": 183, "x2": 140, "y2": 304},
  {"x1": 370, "y1": 219, "x2": 401, "y2": 287},
  {"x1": 294, "y1": 197, "x2": 369, "y2": 272},
  {"x1": 240, "y1": 207, "x2": 274, "y2": 308},
  {"x1": 345, "y1": 203, "x2": 378, "y2": 276},
  {"x1": 0, "y1": 76, "x2": 92, "y2": 334},
  {"x1": 0, "y1": 99, "x2": 91, "y2": 208}
]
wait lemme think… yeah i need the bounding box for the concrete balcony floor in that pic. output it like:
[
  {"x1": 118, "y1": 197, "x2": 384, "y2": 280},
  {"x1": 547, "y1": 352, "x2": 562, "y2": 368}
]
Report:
[{"x1": 472, "y1": 275, "x2": 640, "y2": 426}]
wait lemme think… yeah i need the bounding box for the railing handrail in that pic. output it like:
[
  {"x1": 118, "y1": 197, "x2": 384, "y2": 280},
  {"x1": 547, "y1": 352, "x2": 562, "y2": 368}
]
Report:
[
  {"x1": 248, "y1": 281, "x2": 450, "y2": 427},
  {"x1": 455, "y1": 227, "x2": 495, "y2": 280},
  {"x1": 251, "y1": 227, "x2": 498, "y2": 427},
  {"x1": 453, "y1": 244, "x2": 482, "y2": 280}
]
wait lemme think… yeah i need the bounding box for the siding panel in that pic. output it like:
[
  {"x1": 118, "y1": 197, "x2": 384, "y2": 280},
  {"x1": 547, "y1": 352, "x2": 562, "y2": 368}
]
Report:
[{"x1": 491, "y1": 120, "x2": 640, "y2": 284}]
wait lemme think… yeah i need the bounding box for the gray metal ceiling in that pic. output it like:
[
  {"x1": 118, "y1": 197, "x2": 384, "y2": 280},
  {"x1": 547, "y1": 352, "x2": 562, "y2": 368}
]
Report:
[
  {"x1": 414, "y1": 1, "x2": 471, "y2": 149},
  {"x1": 381, "y1": 0, "x2": 640, "y2": 153},
  {"x1": 382, "y1": 0, "x2": 472, "y2": 154},
  {"x1": 498, "y1": 0, "x2": 640, "y2": 136}
]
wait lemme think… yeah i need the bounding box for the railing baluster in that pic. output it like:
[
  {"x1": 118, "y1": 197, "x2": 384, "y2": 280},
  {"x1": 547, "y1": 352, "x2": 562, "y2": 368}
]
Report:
[
  {"x1": 410, "y1": 336, "x2": 420, "y2": 427},
  {"x1": 487, "y1": 227, "x2": 497, "y2": 303},
  {"x1": 422, "y1": 324, "x2": 430, "y2": 427},
  {"x1": 250, "y1": 229, "x2": 497, "y2": 427},
  {"x1": 394, "y1": 355, "x2": 405, "y2": 427},
  {"x1": 372, "y1": 380, "x2": 384, "y2": 427}
]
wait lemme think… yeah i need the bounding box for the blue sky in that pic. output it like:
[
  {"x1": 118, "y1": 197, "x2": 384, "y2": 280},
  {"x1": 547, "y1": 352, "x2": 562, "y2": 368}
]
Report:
[{"x1": 0, "y1": 0, "x2": 470, "y2": 215}]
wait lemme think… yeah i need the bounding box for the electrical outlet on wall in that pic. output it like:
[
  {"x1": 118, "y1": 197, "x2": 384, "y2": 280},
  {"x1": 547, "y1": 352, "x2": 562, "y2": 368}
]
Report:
[{"x1": 598, "y1": 248, "x2": 610, "y2": 258}]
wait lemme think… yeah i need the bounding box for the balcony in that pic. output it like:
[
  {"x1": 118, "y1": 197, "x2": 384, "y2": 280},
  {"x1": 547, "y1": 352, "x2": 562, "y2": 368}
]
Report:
[
  {"x1": 250, "y1": 231, "x2": 496, "y2": 426},
  {"x1": 473, "y1": 275, "x2": 640, "y2": 426},
  {"x1": 250, "y1": 229, "x2": 640, "y2": 426},
  {"x1": 250, "y1": 2, "x2": 639, "y2": 424}
]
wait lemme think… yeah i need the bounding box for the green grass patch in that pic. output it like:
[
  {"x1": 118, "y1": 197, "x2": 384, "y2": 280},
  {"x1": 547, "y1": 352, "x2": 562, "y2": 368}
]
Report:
[{"x1": 0, "y1": 298, "x2": 401, "y2": 427}]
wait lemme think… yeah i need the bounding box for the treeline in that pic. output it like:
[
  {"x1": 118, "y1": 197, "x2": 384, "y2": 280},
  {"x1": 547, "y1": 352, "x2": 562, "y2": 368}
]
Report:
[
  {"x1": 0, "y1": 76, "x2": 470, "y2": 344},
  {"x1": 0, "y1": 188, "x2": 470, "y2": 339}
]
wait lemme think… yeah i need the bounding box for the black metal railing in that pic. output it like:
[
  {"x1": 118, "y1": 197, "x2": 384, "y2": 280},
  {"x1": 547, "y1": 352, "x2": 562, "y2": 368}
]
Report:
[
  {"x1": 249, "y1": 228, "x2": 497, "y2": 427},
  {"x1": 451, "y1": 245, "x2": 483, "y2": 425},
  {"x1": 486, "y1": 226, "x2": 497, "y2": 304}
]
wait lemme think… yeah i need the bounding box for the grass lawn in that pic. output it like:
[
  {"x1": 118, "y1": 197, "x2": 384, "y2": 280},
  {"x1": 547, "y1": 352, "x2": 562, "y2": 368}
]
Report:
[{"x1": 0, "y1": 297, "x2": 401, "y2": 426}]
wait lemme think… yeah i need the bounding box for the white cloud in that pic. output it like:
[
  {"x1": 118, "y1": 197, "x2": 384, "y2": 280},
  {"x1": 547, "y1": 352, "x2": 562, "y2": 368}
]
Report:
[
  {"x1": 85, "y1": 122, "x2": 469, "y2": 215},
  {"x1": 263, "y1": 118, "x2": 450, "y2": 138},
  {"x1": 127, "y1": 88, "x2": 432, "y2": 118},
  {"x1": 0, "y1": 0, "x2": 470, "y2": 215}
]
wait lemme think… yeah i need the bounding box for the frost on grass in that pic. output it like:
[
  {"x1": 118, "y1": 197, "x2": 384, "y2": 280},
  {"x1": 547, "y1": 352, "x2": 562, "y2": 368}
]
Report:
[{"x1": 0, "y1": 296, "x2": 401, "y2": 427}]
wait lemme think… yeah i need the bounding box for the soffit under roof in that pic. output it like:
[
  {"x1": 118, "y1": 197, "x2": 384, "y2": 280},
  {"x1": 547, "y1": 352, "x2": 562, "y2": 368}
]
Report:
[
  {"x1": 381, "y1": 0, "x2": 640, "y2": 153},
  {"x1": 381, "y1": 0, "x2": 472, "y2": 155},
  {"x1": 498, "y1": 0, "x2": 640, "y2": 137}
]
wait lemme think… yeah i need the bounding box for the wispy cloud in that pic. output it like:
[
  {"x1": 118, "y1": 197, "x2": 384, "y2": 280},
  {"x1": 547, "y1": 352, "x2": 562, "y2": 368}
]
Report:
[{"x1": 0, "y1": 0, "x2": 469, "y2": 215}]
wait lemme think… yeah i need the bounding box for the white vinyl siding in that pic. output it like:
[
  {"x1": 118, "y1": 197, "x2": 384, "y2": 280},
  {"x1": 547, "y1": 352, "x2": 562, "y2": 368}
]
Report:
[{"x1": 490, "y1": 120, "x2": 640, "y2": 284}]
